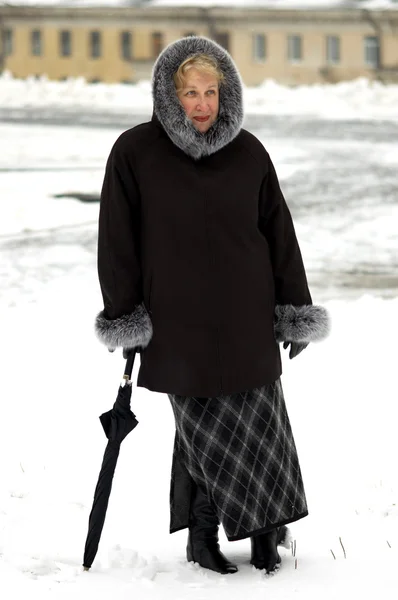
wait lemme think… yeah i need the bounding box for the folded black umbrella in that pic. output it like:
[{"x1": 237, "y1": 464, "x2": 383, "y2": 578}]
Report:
[{"x1": 83, "y1": 349, "x2": 139, "y2": 571}]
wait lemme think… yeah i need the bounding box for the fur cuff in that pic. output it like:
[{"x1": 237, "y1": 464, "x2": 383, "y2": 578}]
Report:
[
  {"x1": 274, "y1": 304, "x2": 330, "y2": 344},
  {"x1": 95, "y1": 304, "x2": 153, "y2": 350}
]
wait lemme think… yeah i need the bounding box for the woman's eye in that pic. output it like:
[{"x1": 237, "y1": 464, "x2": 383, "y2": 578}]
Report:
[{"x1": 185, "y1": 90, "x2": 216, "y2": 97}]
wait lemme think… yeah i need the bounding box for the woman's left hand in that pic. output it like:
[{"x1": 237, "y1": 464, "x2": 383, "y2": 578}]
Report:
[{"x1": 283, "y1": 341, "x2": 309, "y2": 360}]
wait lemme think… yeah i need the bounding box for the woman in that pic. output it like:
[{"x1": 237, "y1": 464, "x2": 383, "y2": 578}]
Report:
[{"x1": 95, "y1": 36, "x2": 330, "y2": 575}]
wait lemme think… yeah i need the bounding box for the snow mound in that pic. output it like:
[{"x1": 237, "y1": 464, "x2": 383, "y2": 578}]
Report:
[{"x1": 1, "y1": 71, "x2": 398, "y2": 120}]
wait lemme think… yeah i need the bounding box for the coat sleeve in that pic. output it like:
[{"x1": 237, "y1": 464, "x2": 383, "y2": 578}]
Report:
[
  {"x1": 259, "y1": 152, "x2": 330, "y2": 344},
  {"x1": 94, "y1": 142, "x2": 153, "y2": 350}
]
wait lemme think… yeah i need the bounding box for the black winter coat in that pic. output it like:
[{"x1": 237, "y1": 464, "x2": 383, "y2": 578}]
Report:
[{"x1": 95, "y1": 36, "x2": 329, "y2": 397}]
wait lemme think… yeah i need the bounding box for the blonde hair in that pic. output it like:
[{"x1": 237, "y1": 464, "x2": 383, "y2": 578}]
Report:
[{"x1": 173, "y1": 54, "x2": 225, "y2": 92}]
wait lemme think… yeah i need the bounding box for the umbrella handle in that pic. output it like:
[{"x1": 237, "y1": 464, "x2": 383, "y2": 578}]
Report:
[{"x1": 123, "y1": 348, "x2": 138, "y2": 382}]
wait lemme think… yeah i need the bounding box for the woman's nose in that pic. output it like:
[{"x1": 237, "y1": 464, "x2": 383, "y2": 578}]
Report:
[{"x1": 196, "y1": 97, "x2": 209, "y2": 110}]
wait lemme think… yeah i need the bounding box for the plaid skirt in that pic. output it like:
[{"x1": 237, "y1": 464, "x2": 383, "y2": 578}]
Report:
[{"x1": 168, "y1": 380, "x2": 308, "y2": 541}]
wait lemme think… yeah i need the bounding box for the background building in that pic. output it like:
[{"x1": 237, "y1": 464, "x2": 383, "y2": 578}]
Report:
[{"x1": 1, "y1": 0, "x2": 398, "y2": 85}]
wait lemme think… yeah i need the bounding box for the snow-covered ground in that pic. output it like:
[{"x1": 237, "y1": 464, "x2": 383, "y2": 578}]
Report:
[
  {"x1": 1, "y1": 72, "x2": 398, "y2": 122},
  {"x1": 2, "y1": 115, "x2": 397, "y2": 302},
  {"x1": 1, "y1": 82, "x2": 398, "y2": 597},
  {"x1": 2, "y1": 292, "x2": 398, "y2": 598}
]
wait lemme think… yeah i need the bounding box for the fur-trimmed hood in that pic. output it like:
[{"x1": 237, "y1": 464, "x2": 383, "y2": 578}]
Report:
[{"x1": 152, "y1": 36, "x2": 244, "y2": 160}]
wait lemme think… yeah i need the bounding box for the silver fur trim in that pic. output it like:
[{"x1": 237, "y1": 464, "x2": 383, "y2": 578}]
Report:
[
  {"x1": 152, "y1": 36, "x2": 244, "y2": 160},
  {"x1": 95, "y1": 303, "x2": 153, "y2": 350},
  {"x1": 274, "y1": 304, "x2": 330, "y2": 344}
]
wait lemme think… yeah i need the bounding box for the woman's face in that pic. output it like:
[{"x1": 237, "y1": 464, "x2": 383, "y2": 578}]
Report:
[{"x1": 177, "y1": 68, "x2": 219, "y2": 133}]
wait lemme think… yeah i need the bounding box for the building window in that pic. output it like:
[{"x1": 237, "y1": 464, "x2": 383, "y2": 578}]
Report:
[
  {"x1": 152, "y1": 32, "x2": 164, "y2": 58},
  {"x1": 214, "y1": 32, "x2": 230, "y2": 53},
  {"x1": 90, "y1": 31, "x2": 101, "y2": 59},
  {"x1": 326, "y1": 35, "x2": 340, "y2": 64},
  {"x1": 60, "y1": 30, "x2": 72, "y2": 57},
  {"x1": 364, "y1": 36, "x2": 380, "y2": 69},
  {"x1": 121, "y1": 31, "x2": 132, "y2": 60},
  {"x1": 31, "y1": 30, "x2": 42, "y2": 57},
  {"x1": 253, "y1": 33, "x2": 266, "y2": 62},
  {"x1": 2, "y1": 28, "x2": 13, "y2": 56},
  {"x1": 287, "y1": 35, "x2": 302, "y2": 62}
]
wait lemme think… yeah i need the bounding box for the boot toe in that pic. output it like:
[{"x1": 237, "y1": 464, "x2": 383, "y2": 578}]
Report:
[
  {"x1": 251, "y1": 554, "x2": 281, "y2": 573},
  {"x1": 188, "y1": 544, "x2": 238, "y2": 574},
  {"x1": 199, "y1": 549, "x2": 238, "y2": 574},
  {"x1": 250, "y1": 529, "x2": 281, "y2": 573},
  {"x1": 265, "y1": 554, "x2": 281, "y2": 574},
  {"x1": 224, "y1": 562, "x2": 239, "y2": 574}
]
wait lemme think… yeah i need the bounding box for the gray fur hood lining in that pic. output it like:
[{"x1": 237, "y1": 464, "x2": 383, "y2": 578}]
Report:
[{"x1": 152, "y1": 36, "x2": 244, "y2": 160}]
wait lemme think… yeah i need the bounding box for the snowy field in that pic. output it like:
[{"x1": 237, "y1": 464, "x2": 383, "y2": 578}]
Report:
[
  {"x1": 1, "y1": 76, "x2": 398, "y2": 599},
  {"x1": 1, "y1": 72, "x2": 398, "y2": 122}
]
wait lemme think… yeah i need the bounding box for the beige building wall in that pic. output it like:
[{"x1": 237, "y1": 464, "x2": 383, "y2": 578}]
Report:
[
  {"x1": 231, "y1": 18, "x2": 391, "y2": 85},
  {"x1": 383, "y1": 31, "x2": 398, "y2": 67},
  {"x1": 1, "y1": 7, "x2": 398, "y2": 85},
  {"x1": 5, "y1": 21, "x2": 136, "y2": 82}
]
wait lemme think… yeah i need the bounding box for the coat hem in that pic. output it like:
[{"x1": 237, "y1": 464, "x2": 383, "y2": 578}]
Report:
[
  {"x1": 226, "y1": 510, "x2": 309, "y2": 542},
  {"x1": 169, "y1": 524, "x2": 190, "y2": 535},
  {"x1": 137, "y1": 372, "x2": 283, "y2": 398}
]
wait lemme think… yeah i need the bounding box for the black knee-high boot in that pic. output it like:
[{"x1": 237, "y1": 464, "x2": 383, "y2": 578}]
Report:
[
  {"x1": 186, "y1": 483, "x2": 238, "y2": 574},
  {"x1": 250, "y1": 526, "x2": 289, "y2": 573}
]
